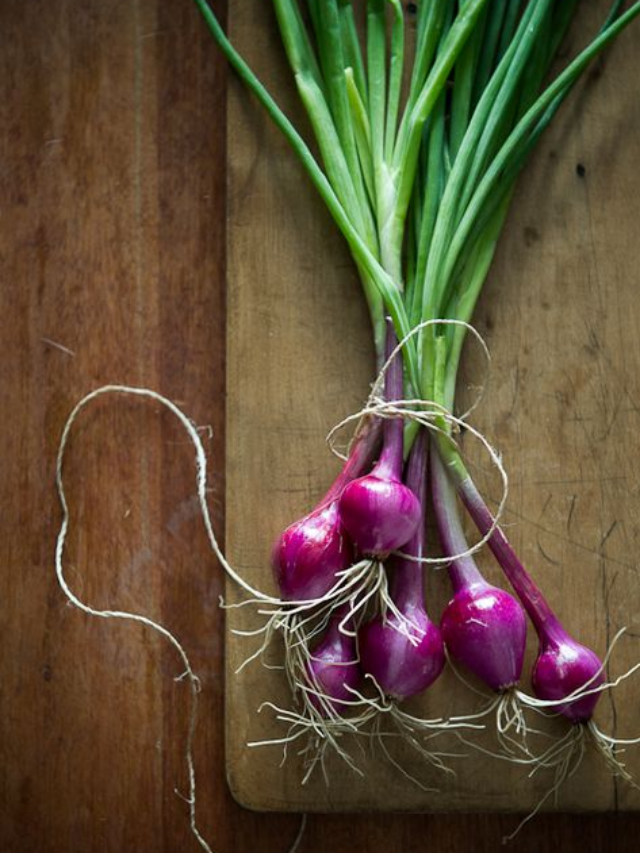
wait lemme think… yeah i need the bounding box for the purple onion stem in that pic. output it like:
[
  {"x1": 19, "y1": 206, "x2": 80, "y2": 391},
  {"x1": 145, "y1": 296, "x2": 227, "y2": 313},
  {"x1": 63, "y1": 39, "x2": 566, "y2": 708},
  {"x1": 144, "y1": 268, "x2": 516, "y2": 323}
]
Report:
[
  {"x1": 431, "y1": 447, "x2": 484, "y2": 592},
  {"x1": 318, "y1": 415, "x2": 382, "y2": 508},
  {"x1": 375, "y1": 319, "x2": 404, "y2": 481},
  {"x1": 391, "y1": 430, "x2": 427, "y2": 611},
  {"x1": 457, "y1": 474, "x2": 556, "y2": 635}
]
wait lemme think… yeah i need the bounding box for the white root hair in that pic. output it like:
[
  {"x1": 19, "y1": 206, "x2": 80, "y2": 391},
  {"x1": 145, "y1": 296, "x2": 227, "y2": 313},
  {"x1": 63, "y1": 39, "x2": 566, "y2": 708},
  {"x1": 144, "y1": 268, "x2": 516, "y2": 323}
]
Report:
[
  {"x1": 501, "y1": 714, "x2": 640, "y2": 844},
  {"x1": 500, "y1": 724, "x2": 587, "y2": 843},
  {"x1": 443, "y1": 647, "x2": 547, "y2": 759},
  {"x1": 499, "y1": 714, "x2": 640, "y2": 845}
]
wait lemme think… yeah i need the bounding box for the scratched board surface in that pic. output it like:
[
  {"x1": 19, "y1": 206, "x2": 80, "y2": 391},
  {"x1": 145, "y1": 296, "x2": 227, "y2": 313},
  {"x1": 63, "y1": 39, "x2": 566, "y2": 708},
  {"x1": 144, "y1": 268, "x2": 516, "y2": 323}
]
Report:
[{"x1": 225, "y1": 1, "x2": 640, "y2": 813}]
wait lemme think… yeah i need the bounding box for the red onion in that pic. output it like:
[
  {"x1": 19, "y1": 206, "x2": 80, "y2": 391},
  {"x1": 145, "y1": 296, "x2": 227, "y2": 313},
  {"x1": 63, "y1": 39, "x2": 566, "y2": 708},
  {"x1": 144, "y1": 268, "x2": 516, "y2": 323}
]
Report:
[
  {"x1": 458, "y1": 473, "x2": 605, "y2": 720},
  {"x1": 359, "y1": 433, "x2": 444, "y2": 700},
  {"x1": 272, "y1": 500, "x2": 353, "y2": 601},
  {"x1": 360, "y1": 602, "x2": 444, "y2": 701},
  {"x1": 339, "y1": 322, "x2": 421, "y2": 557},
  {"x1": 531, "y1": 618, "x2": 604, "y2": 722},
  {"x1": 432, "y1": 448, "x2": 527, "y2": 691},
  {"x1": 271, "y1": 417, "x2": 381, "y2": 601},
  {"x1": 440, "y1": 581, "x2": 527, "y2": 692},
  {"x1": 306, "y1": 612, "x2": 362, "y2": 713}
]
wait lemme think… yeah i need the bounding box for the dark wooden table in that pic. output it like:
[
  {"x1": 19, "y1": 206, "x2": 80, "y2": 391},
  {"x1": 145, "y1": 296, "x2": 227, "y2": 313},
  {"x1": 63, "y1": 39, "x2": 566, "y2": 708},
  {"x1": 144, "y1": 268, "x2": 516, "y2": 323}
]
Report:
[{"x1": 1, "y1": 1, "x2": 638, "y2": 850}]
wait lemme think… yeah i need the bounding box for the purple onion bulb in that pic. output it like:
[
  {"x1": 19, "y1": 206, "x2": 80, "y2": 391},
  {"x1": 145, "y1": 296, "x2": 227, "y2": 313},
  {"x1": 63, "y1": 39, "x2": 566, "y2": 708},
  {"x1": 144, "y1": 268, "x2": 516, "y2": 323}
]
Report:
[
  {"x1": 441, "y1": 581, "x2": 527, "y2": 692},
  {"x1": 338, "y1": 472, "x2": 421, "y2": 558},
  {"x1": 531, "y1": 620, "x2": 605, "y2": 722},
  {"x1": 339, "y1": 318, "x2": 421, "y2": 557},
  {"x1": 306, "y1": 617, "x2": 362, "y2": 714},
  {"x1": 359, "y1": 602, "x2": 444, "y2": 701},
  {"x1": 271, "y1": 500, "x2": 353, "y2": 601}
]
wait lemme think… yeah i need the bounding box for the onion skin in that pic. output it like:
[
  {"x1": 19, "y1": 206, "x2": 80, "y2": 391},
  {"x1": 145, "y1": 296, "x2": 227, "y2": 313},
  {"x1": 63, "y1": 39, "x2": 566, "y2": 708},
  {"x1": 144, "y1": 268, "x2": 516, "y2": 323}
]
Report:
[
  {"x1": 338, "y1": 473, "x2": 421, "y2": 557},
  {"x1": 359, "y1": 603, "x2": 444, "y2": 700},
  {"x1": 531, "y1": 621, "x2": 605, "y2": 722},
  {"x1": 432, "y1": 448, "x2": 527, "y2": 692},
  {"x1": 307, "y1": 617, "x2": 362, "y2": 713},
  {"x1": 441, "y1": 581, "x2": 527, "y2": 692},
  {"x1": 271, "y1": 501, "x2": 353, "y2": 601}
]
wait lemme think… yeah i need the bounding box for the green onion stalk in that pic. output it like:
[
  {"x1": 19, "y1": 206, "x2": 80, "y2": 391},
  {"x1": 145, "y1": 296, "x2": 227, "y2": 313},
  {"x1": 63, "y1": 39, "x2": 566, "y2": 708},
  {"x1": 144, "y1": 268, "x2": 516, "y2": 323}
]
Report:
[
  {"x1": 195, "y1": 0, "x2": 640, "y2": 482},
  {"x1": 194, "y1": 0, "x2": 640, "y2": 781}
]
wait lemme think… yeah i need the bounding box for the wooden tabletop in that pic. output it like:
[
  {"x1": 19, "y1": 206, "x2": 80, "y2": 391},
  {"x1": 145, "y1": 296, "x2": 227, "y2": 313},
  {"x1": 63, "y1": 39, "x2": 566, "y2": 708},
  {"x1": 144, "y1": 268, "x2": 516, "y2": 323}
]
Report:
[{"x1": 1, "y1": 1, "x2": 639, "y2": 851}]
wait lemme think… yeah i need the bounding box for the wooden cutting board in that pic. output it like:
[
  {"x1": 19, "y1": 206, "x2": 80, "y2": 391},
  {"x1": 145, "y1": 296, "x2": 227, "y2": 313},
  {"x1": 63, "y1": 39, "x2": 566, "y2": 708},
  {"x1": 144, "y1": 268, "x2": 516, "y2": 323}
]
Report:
[{"x1": 225, "y1": 1, "x2": 640, "y2": 814}]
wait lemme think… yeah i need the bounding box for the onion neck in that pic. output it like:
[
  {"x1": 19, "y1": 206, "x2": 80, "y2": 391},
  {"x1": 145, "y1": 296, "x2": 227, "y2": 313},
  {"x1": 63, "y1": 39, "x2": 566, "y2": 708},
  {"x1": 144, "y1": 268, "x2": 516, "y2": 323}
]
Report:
[
  {"x1": 375, "y1": 417, "x2": 404, "y2": 481},
  {"x1": 431, "y1": 441, "x2": 484, "y2": 592},
  {"x1": 375, "y1": 318, "x2": 405, "y2": 481},
  {"x1": 432, "y1": 339, "x2": 556, "y2": 633},
  {"x1": 390, "y1": 431, "x2": 427, "y2": 611},
  {"x1": 319, "y1": 416, "x2": 382, "y2": 507},
  {"x1": 391, "y1": 568, "x2": 423, "y2": 613},
  {"x1": 536, "y1": 613, "x2": 571, "y2": 649},
  {"x1": 457, "y1": 474, "x2": 556, "y2": 635}
]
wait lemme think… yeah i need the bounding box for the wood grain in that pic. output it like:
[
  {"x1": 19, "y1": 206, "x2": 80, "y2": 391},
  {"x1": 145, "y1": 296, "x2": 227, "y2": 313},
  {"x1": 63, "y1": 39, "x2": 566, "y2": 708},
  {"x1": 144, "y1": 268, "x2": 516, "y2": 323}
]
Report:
[
  {"x1": 1, "y1": 1, "x2": 640, "y2": 852},
  {"x1": 226, "y1": 0, "x2": 640, "y2": 819},
  {"x1": 0, "y1": 1, "x2": 249, "y2": 850}
]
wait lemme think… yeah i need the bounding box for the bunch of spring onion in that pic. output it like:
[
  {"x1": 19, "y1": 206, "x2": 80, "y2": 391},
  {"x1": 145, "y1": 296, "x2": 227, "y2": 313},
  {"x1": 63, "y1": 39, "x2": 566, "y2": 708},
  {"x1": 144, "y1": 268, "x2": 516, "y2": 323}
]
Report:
[{"x1": 195, "y1": 0, "x2": 640, "y2": 790}]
